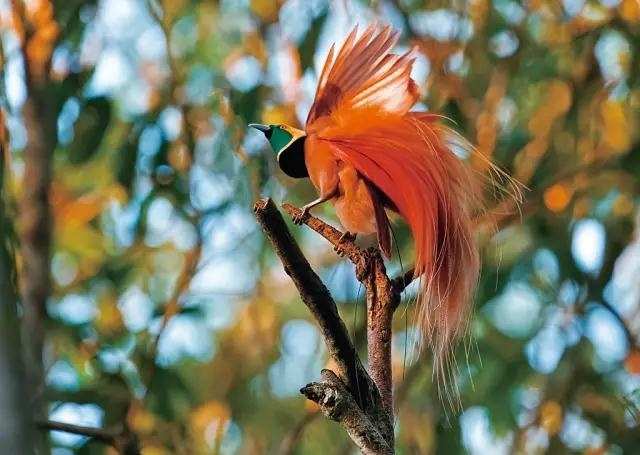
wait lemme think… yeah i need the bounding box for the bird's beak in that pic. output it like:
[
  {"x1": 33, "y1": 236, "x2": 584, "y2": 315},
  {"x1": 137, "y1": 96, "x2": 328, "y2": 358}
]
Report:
[{"x1": 248, "y1": 123, "x2": 270, "y2": 134}]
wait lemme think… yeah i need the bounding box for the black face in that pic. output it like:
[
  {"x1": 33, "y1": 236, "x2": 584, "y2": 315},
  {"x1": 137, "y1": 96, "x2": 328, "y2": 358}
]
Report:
[
  {"x1": 249, "y1": 123, "x2": 308, "y2": 179},
  {"x1": 278, "y1": 136, "x2": 308, "y2": 179}
]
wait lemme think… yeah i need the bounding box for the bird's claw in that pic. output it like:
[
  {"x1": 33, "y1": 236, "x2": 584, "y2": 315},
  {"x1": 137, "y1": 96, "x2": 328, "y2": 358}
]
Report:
[
  {"x1": 292, "y1": 209, "x2": 308, "y2": 225},
  {"x1": 338, "y1": 231, "x2": 356, "y2": 243},
  {"x1": 333, "y1": 231, "x2": 355, "y2": 257}
]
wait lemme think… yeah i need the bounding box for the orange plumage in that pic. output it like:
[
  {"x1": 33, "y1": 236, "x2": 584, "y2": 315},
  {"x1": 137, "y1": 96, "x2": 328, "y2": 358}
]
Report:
[
  {"x1": 302, "y1": 23, "x2": 486, "y2": 384},
  {"x1": 254, "y1": 23, "x2": 516, "y2": 394}
]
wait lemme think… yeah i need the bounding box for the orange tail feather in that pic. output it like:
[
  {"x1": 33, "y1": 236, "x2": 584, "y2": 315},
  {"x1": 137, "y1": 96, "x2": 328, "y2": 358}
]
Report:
[
  {"x1": 327, "y1": 112, "x2": 485, "y2": 397},
  {"x1": 304, "y1": 24, "x2": 522, "y2": 404}
]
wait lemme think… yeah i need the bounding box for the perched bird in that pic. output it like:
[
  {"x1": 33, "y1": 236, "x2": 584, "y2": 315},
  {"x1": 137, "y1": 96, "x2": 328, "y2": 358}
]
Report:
[{"x1": 251, "y1": 23, "x2": 514, "y2": 390}]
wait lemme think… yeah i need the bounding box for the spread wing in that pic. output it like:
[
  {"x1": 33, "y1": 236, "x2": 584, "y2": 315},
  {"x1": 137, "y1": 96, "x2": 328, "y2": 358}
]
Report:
[
  {"x1": 305, "y1": 23, "x2": 420, "y2": 259},
  {"x1": 305, "y1": 23, "x2": 419, "y2": 133}
]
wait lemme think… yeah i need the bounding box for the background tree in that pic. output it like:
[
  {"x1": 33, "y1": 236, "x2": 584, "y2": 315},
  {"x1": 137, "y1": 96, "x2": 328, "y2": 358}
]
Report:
[{"x1": 0, "y1": 0, "x2": 639, "y2": 453}]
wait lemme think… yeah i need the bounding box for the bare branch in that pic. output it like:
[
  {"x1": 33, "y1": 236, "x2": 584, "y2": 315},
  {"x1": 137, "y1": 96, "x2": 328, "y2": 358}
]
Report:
[
  {"x1": 36, "y1": 420, "x2": 141, "y2": 454},
  {"x1": 254, "y1": 198, "x2": 396, "y2": 452},
  {"x1": 281, "y1": 202, "x2": 365, "y2": 267},
  {"x1": 254, "y1": 198, "x2": 374, "y2": 407},
  {"x1": 391, "y1": 268, "x2": 416, "y2": 309},
  {"x1": 281, "y1": 204, "x2": 399, "y2": 417},
  {"x1": 36, "y1": 420, "x2": 118, "y2": 444},
  {"x1": 362, "y1": 251, "x2": 396, "y2": 418},
  {"x1": 301, "y1": 370, "x2": 394, "y2": 455}
]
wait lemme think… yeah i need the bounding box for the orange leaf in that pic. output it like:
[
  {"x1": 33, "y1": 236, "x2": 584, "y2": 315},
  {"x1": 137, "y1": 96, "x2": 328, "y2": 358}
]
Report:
[
  {"x1": 624, "y1": 350, "x2": 640, "y2": 374},
  {"x1": 544, "y1": 184, "x2": 573, "y2": 212}
]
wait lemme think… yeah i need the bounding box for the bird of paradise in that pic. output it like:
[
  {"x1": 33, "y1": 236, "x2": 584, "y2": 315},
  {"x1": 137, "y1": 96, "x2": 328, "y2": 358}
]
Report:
[{"x1": 251, "y1": 23, "x2": 518, "y2": 394}]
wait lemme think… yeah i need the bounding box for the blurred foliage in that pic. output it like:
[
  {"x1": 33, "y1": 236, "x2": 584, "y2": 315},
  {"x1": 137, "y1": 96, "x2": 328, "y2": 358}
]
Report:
[{"x1": 1, "y1": 0, "x2": 640, "y2": 454}]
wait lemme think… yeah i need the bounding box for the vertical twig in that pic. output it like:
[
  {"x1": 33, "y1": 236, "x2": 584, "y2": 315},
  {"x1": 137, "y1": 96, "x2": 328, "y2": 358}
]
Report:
[{"x1": 364, "y1": 251, "x2": 397, "y2": 418}]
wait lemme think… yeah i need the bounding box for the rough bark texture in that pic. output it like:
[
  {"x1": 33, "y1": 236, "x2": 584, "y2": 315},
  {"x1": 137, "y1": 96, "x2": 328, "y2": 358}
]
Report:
[
  {"x1": 256, "y1": 199, "x2": 409, "y2": 453},
  {"x1": 283, "y1": 203, "x2": 401, "y2": 431},
  {"x1": 300, "y1": 370, "x2": 394, "y2": 455},
  {"x1": 363, "y1": 252, "x2": 397, "y2": 417},
  {"x1": 255, "y1": 199, "x2": 377, "y2": 409}
]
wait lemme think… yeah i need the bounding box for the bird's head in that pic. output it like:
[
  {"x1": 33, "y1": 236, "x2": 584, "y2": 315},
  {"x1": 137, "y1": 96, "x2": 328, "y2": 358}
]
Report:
[{"x1": 249, "y1": 123, "x2": 308, "y2": 178}]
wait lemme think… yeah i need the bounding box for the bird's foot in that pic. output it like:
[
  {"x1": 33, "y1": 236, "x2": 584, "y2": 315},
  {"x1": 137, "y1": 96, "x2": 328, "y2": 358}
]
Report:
[
  {"x1": 292, "y1": 207, "x2": 309, "y2": 225},
  {"x1": 333, "y1": 231, "x2": 356, "y2": 257}
]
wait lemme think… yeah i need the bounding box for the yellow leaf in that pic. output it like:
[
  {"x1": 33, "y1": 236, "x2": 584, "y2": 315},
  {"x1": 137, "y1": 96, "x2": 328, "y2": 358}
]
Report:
[
  {"x1": 528, "y1": 0, "x2": 544, "y2": 11},
  {"x1": 528, "y1": 110, "x2": 553, "y2": 137},
  {"x1": 613, "y1": 193, "x2": 634, "y2": 216},
  {"x1": 53, "y1": 194, "x2": 104, "y2": 228},
  {"x1": 244, "y1": 30, "x2": 268, "y2": 65},
  {"x1": 141, "y1": 446, "x2": 171, "y2": 455},
  {"x1": 24, "y1": 0, "x2": 58, "y2": 82},
  {"x1": 469, "y1": 0, "x2": 490, "y2": 29},
  {"x1": 539, "y1": 400, "x2": 563, "y2": 435},
  {"x1": 128, "y1": 407, "x2": 156, "y2": 435},
  {"x1": 160, "y1": 0, "x2": 187, "y2": 26},
  {"x1": 514, "y1": 137, "x2": 548, "y2": 183},
  {"x1": 57, "y1": 224, "x2": 105, "y2": 267},
  {"x1": 250, "y1": 0, "x2": 280, "y2": 23},
  {"x1": 543, "y1": 21, "x2": 572, "y2": 45},
  {"x1": 600, "y1": 100, "x2": 630, "y2": 152},
  {"x1": 620, "y1": 0, "x2": 640, "y2": 23},
  {"x1": 190, "y1": 400, "x2": 230, "y2": 448},
  {"x1": 546, "y1": 80, "x2": 572, "y2": 115},
  {"x1": 168, "y1": 143, "x2": 191, "y2": 172},
  {"x1": 95, "y1": 298, "x2": 124, "y2": 336},
  {"x1": 528, "y1": 80, "x2": 572, "y2": 137},
  {"x1": 262, "y1": 104, "x2": 298, "y2": 127}
]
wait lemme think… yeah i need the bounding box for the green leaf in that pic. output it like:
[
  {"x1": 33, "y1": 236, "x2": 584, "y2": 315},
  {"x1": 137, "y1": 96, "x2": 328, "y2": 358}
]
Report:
[
  {"x1": 114, "y1": 125, "x2": 140, "y2": 192},
  {"x1": 68, "y1": 97, "x2": 112, "y2": 164}
]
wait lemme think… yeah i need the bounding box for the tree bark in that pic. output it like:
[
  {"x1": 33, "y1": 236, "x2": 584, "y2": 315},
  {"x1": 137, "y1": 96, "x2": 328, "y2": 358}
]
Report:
[
  {"x1": 0, "y1": 110, "x2": 34, "y2": 455},
  {"x1": 255, "y1": 199, "x2": 408, "y2": 453},
  {"x1": 19, "y1": 86, "x2": 56, "y2": 453}
]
